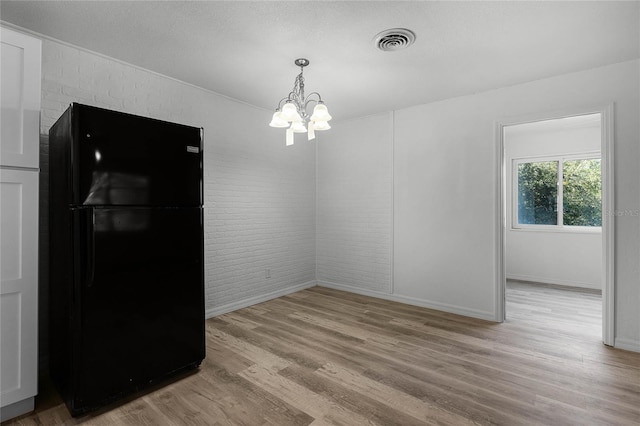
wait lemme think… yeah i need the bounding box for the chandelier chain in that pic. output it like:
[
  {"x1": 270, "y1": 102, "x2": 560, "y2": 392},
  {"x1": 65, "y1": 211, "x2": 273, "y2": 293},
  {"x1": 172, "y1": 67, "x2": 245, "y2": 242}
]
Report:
[{"x1": 288, "y1": 70, "x2": 307, "y2": 119}]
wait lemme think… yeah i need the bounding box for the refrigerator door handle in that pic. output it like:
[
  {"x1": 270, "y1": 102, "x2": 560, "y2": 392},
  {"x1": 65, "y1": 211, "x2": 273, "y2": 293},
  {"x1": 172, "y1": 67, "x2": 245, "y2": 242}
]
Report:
[{"x1": 86, "y1": 208, "x2": 96, "y2": 287}]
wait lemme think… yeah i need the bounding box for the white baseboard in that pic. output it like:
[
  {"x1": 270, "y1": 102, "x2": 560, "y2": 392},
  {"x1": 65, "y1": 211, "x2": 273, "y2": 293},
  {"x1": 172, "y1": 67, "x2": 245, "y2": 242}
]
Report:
[
  {"x1": 1, "y1": 397, "x2": 34, "y2": 422},
  {"x1": 506, "y1": 273, "x2": 600, "y2": 290},
  {"x1": 205, "y1": 281, "x2": 316, "y2": 319},
  {"x1": 203, "y1": 279, "x2": 638, "y2": 353},
  {"x1": 614, "y1": 337, "x2": 640, "y2": 353},
  {"x1": 317, "y1": 280, "x2": 496, "y2": 322}
]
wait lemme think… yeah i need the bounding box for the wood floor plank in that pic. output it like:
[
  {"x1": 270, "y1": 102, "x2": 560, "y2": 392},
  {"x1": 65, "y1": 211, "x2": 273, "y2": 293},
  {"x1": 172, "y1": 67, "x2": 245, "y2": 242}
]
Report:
[
  {"x1": 237, "y1": 364, "x2": 374, "y2": 426},
  {"x1": 315, "y1": 362, "x2": 477, "y2": 425},
  {"x1": 278, "y1": 364, "x2": 427, "y2": 426},
  {"x1": 6, "y1": 281, "x2": 640, "y2": 425},
  {"x1": 198, "y1": 353, "x2": 314, "y2": 426},
  {"x1": 206, "y1": 327, "x2": 291, "y2": 372},
  {"x1": 217, "y1": 312, "x2": 264, "y2": 330}
]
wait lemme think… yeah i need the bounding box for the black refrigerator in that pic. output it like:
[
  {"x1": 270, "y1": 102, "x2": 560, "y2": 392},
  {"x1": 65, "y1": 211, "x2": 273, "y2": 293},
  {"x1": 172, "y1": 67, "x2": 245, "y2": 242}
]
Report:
[{"x1": 48, "y1": 103, "x2": 205, "y2": 416}]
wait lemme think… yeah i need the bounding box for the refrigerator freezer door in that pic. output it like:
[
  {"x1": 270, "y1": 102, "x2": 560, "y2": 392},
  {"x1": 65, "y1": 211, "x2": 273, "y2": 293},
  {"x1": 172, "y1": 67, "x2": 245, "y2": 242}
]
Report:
[
  {"x1": 72, "y1": 104, "x2": 202, "y2": 207},
  {"x1": 71, "y1": 207, "x2": 205, "y2": 413}
]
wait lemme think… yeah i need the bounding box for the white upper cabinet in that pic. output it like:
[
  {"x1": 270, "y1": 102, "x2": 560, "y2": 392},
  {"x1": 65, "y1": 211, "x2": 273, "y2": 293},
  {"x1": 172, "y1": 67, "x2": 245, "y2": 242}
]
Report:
[
  {"x1": 1, "y1": 27, "x2": 42, "y2": 169},
  {"x1": 0, "y1": 25, "x2": 41, "y2": 422}
]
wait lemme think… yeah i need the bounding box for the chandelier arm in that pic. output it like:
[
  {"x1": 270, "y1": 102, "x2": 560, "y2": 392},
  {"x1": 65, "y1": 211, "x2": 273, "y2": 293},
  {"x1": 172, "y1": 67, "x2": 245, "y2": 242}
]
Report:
[
  {"x1": 276, "y1": 97, "x2": 291, "y2": 110},
  {"x1": 305, "y1": 92, "x2": 323, "y2": 101},
  {"x1": 285, "y1": 86, "x2": 309, "y2": 118},
  {"x1": 303, "y1": 92, "x2": 324, "y2": 110}
]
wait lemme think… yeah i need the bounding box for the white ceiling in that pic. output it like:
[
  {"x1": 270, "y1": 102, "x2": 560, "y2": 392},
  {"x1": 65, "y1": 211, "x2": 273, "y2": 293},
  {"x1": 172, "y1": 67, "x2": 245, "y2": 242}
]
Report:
[
  {"x1": 505, "y1": 113, "x2": 601, "y2": 136},
  {"x1": 1, "y1": 1, "x2": 639, "y2": 121}
]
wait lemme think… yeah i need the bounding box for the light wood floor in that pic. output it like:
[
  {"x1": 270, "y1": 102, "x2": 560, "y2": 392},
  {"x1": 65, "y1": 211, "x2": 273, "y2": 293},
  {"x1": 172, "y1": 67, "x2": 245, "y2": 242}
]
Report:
[{"x1": 5, "y1": 283, "x2": 639, "y2": 425}]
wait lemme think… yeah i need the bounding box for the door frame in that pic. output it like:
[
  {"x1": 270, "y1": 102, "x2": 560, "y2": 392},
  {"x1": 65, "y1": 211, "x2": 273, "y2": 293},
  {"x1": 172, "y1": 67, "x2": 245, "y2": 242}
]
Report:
[{"x1": 495, "y1": 104, "x2": 615, "y2": 346}]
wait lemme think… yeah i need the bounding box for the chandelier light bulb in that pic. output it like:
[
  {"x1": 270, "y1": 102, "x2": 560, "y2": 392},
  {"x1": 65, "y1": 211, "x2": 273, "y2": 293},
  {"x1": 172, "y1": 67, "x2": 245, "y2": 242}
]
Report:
[
  {"x1": 312, "y1": 120, "x2": 331, "y2": 131},
  {"x1": 290, "y1": 121, "x2": 307, "y2": 133},
  {"x1": 269, "y1": 111, "x2": 290, "y2": 128},
  {"x1": 310, "y1": 104, "x2": 332, "y2": 122},
  {"x1": 280, "y1": 102, "x2": 302, "y2": 122}
]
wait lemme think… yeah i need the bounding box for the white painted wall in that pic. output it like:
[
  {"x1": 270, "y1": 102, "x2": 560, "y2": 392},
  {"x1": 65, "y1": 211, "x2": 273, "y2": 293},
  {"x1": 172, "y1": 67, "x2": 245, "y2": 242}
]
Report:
[
  {"x1": 319, "y1": 60, "x2": 640, "y2": 351},
  {"x1": 317, "y1": 112, "x2": 393, "y2": 292},
  {"x1": 393, "y1": 93, "x2": 500, "y2": 320},
  {"x1": 396, "y1": 59, "x2": 640, "y2": 349},
  {"x1": 38, "y1": 38, "x2": 316, "y2": 331},
  {"x1": 505, "y1": 120, "x2": 602, "y2": 289}
]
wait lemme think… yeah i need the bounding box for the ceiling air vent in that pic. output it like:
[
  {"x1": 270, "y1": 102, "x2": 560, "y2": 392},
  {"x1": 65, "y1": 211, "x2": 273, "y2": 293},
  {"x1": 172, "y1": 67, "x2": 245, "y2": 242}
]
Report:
[{"x1": 374, "y1": 28, "x2": 416, "y2": 51}]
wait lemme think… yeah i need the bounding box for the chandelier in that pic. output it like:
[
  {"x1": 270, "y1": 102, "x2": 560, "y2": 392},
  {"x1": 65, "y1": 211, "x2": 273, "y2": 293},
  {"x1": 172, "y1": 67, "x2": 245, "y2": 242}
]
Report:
[{"x1": 269, "y1": 58, "x2": 332, "y2": 146}]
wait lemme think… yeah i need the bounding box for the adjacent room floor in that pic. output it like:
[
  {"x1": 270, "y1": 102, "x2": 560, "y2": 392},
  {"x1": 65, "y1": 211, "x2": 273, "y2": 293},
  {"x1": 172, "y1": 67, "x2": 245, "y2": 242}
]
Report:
[
  {"x1": 6, "y1": 283, "x2": 639, "y2": 425},
  {"x1": 505, "y1": 279, "x2": 602, "y2": 343}
]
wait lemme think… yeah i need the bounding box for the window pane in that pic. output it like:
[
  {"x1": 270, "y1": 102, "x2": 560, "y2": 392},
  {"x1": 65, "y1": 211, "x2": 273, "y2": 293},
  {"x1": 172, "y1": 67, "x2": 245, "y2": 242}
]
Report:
[
  {"x1": 563, "y1": 159, "x2": 602, "y2": 226},
  {"x1": 518, "y1": 161, "x2": 558, "y2": 225}
]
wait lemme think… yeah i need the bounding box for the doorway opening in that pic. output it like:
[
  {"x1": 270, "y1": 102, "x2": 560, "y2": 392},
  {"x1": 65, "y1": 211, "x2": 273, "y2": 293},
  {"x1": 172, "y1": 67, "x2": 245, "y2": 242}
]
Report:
[{"x1": 496, "y1": 107, "x2": 614, "y2": 346}]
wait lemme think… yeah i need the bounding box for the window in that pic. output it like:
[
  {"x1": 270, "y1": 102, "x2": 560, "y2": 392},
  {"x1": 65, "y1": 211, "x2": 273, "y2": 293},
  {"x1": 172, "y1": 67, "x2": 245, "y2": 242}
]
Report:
[
  {"x1": 517, "y1": 160, "x2": 558, "y2": 225},
  {"x1": 562, "y1": 158, "x2": 602, "y2": 226},
  {"x1": 514, "y1": 155, "x2": 601, "y2": 230}
]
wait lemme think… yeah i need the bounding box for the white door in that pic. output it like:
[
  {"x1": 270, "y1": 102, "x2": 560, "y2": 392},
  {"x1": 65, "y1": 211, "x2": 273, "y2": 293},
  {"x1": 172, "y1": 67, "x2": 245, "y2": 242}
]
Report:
[{"x1": 0, "y1": 169, "x2": 39, "y2": 406}]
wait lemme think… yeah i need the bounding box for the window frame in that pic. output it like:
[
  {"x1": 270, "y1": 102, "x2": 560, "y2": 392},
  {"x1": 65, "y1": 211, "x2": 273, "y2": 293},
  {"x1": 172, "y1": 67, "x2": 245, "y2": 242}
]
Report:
[{"x1": 511, "y1": 152, "x2": 602, "y2": 233}]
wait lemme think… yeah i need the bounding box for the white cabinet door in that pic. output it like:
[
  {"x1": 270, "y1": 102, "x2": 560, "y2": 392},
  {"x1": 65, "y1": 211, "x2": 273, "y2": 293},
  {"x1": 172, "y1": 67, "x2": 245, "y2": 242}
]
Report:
[
  {"x1": 0, "y1": 169, "x2": 39, "y2": 406},
  {"x1": 0, "y1": 27, "x2": 41, "y2": 168},
  {"x1": 0, "y1": 26, "x2": 41, "y2": 421}
]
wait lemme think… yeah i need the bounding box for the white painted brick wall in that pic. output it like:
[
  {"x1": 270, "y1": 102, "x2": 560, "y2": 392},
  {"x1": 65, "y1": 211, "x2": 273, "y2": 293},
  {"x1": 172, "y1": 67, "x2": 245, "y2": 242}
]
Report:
[
  {"x1": 39, "y1": 39, "x2": 316, "y2": 326},
  {"x1": 205, "y1": 143, "x2": 315, "y2": 308},
  {"x1": 317, "y1": 113, "x2": 393, "y2": 293}
]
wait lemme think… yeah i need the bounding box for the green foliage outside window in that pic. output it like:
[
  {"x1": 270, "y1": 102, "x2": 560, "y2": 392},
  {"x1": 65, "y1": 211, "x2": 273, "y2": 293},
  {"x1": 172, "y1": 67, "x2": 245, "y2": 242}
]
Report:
[
  {"x1": 517, "y1": 158, "x2": 601, "y2": 227},
  {"x1": 518, "y1": 161, "x2": 558, "y2": 225},
  {"x1": 563, "y1": 159, "x2": 602, "y2": 226}
]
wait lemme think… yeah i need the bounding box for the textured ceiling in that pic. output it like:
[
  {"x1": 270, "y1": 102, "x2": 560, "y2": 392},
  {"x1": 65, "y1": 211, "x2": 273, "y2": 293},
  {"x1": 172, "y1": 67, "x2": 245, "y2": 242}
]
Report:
[{"x1": 1, "y1": 1, "x2": 639, "y2": 121}]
